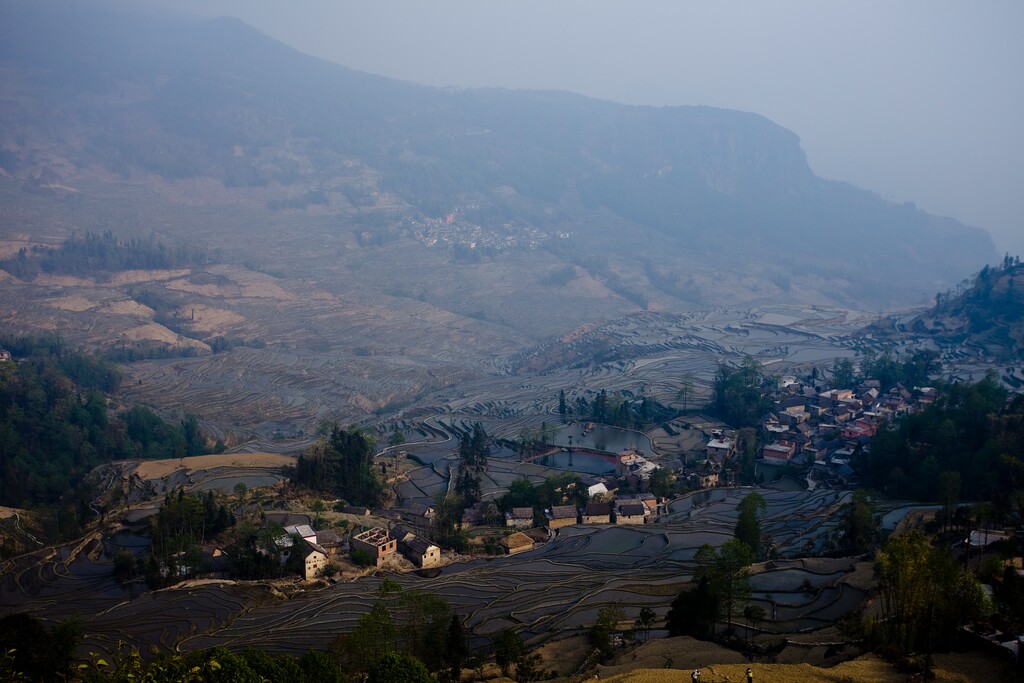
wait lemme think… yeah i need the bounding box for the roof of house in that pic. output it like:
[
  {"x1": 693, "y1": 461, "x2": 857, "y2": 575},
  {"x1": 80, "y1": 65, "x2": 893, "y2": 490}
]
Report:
[
  {"x1": 353, "y1": 527, "x2": 391, "y2": 546},
  {"x1": 585, "y1": 502, "x2": 612, "y2": 516},
  {"x1": 315, "y1": 529, "x2": 342, "y2": 546},
  {"x1": 405, "y1": 536, "x2": 438, "y2": 555},
  {"x1": 403, "y1": 503, "x2": 434, "y2": 518},
  {"x1": 549, "y1": 505, "x2": 578, "y2": 519},
  {"x1": 302, "y1": 539, "x2": 328, "y2": 557},
  {"x1": 389, "y1": 524, "x2": 415, "y2": 542},
  {"x1": 509, "y1": 507, "x2": 533, "y2": 519},
  {"x1": 500, "y1": 532, "x2": 534, "y2": 550},
  {"x1": 284, "y1": 524, "x2": 316, "y2": 539},
  {"x1": 617, "y1": 503, "x2": 647, "y2": 517}
]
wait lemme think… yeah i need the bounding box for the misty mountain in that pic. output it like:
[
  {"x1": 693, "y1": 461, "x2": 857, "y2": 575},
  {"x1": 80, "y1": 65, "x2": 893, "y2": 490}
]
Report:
[{"x1": 0, "y1": 0, "x2": 997, "y2": 317}]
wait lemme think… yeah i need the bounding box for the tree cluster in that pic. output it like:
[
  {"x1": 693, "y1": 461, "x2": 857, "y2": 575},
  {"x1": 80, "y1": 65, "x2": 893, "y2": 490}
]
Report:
[
  {"x1": 574, "y1": 389, "x2": 671, "y2": 429},
  {"x1": 733, "y1": 492, "x2": 766, "y2": 558},
  {"x1": 866, "y1": 530, "x2": 987, "y2": 657},
  {"x1": 861, "y1": 375, "x2": 1024, "y2": 509},
  {"x1": 330, "y1": 579, "x2": 467, "y2": 682},
  {"x1": 712, "y1": 357, "x2": 772, "y2": 428},
  {"x1": 667, "y1": 539, "x2": 755, "y2": 639},
  {"x1": 0, "y1": 339, "x2": 211, "y2": 515},
  {"x1": 457, "y1": 422, "x2": 490, "y2": 470},
  {"x1": 291, "y1": 426, "x2": 383, "y2": 507},
  {"x1": 0, "y1": 231, "x2": 209, "y2": 281},
  {"x1": 143, "y1": 489, "x2": 234, "y2": 586},
  {"x1": 857, "y1": 348, "x2": 937, "y2": 392},
  {"x1": 497, "y1": 473, "x2": 590, "y2": 518}
]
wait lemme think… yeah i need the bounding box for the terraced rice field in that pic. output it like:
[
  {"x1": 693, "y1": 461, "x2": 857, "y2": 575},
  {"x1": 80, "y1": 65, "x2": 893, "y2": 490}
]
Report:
[
  {"x1": 0, "y1": 488, "x2": 868, "y2": 658},
  {"x1": 177, "y1": 489, "x2": 864, "y2": 655}
]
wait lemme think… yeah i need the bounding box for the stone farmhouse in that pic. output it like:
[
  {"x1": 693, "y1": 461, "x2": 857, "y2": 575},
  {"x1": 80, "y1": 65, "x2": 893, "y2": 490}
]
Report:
[{"x1": 351, "y1": 527, "x2": 397, "y2": 566}]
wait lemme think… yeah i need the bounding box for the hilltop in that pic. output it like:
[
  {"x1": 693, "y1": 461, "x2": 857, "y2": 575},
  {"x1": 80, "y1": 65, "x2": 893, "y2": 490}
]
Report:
[{"x1": 878, "y1": 257, "x2": 1024, "y2": 362}]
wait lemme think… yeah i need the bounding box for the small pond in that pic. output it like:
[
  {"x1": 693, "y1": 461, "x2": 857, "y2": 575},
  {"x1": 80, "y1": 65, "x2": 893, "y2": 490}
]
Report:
[
  {"x1": 535, "y1": 450, "x2": 617, "y2": 475},
  {"x1": 554, "y1": 424, "x2": 651, "y2": 455}
]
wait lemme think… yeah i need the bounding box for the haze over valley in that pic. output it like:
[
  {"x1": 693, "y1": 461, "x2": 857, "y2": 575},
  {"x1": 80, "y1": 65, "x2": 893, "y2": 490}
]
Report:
[
  {"x1": 2, "y1": 3, "x2": 1022, "y2": 682},
  {"x1": 0, "y1": 0, "x2": 1004, "y2": 438}
]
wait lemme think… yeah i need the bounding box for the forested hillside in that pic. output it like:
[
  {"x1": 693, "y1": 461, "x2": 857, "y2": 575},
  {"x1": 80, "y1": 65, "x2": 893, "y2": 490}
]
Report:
[
  {"x1": 860, "y1": 375, "x2": 1024, "y2": 510},
  {"x1": 0, "y1": 335, "x2": 213, "y2": 511},
  {"x1": 904, "y1": 256, "x2": 1024, "y2": 360}
]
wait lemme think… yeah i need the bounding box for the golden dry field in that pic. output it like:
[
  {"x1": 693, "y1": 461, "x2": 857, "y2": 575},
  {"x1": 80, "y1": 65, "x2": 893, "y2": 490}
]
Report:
[
  {"x1": 132, "y1": 452, "x2": 296, "y2": 480},
  {"x1": 602, "y1": 651, "x2": 1005, "y2": 683}
]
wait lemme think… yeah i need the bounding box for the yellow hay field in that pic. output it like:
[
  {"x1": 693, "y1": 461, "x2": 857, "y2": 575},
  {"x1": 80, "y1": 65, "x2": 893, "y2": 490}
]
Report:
[
  {"x1": 605, "y1": 651, "x2": 1004, "y2": 683},
  {"x1": 133, "y1": 452, "x2": 297, "y2": 480}
]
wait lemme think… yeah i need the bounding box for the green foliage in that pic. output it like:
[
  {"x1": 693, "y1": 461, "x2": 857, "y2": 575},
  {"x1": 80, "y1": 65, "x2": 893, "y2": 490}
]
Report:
[
  {"x1": 858, "y1": 349, "x2": 938, "y2": 391},
  {"x1": 0, "y1": 341, "x2": 211, "y2": 511},
  {"x1": 831, "y1": 357, "x2": 855, "y2": 390},
  {"x1": 0, "y1": 613, "x2": 82, "y2": 683},
  {"x1": 590, "y1": 603, "x2": 625, "y2": 658},
  {"x1": 458, "y1": 422, "x2": 490, "y2": 469},
  {"x1": 734, "y1": 492, "x2": 766, "y2": 557},
  {"x1": 444, "y1": 614, "x2": 469, "y2": 683},
  {"x1": 648, "y1": 466, "x2": 675, "y2": 498},
  {"x1": 291, "y1": 426, "x2": 383, "y2": 507},
  {"x1": 72, "y1": 640, "x2": 345, "y2": 683},
  {"x1": 634, "y1": 606, "x2": 656, "y2": 643},
  {"x1": 492, "y1": 629, "x2": 525, "y2": 677},
  {"x1": 712, "y1": 357, "x2": 772, "y2": 427},
  {"x1": 837, "y1": 489, "x2": 878, "y2": 555},
  {"x1": 872, "y1": 530, "x2": 988, "y2": 655},
  {"x1": 742, "y1": 603, "x2": 767, "y2": 640},
  {"x1": 859, "y1": 376, "x2": 1019, "y2": 505},
  {"x1": 433, "y1": 491, "x2": 469, "y2": 551},
  {"x1": 666, "y1": 576, "x2": 719, "y2": 639},
  {"x1": 454, "y1": 467, "x2": 482, "y2": 507},
  {"x1": 693, "y1": 539, "x2": 755, "y2": 634},
  {"x1": 367, "y1": 651, "x2": 432, "y2": 683},
  {"x1": 351, "y1": 547, "x2": 376, "y2": 567},
  {"x1": 0, "y1": 231, "x2": 209, "y2": 281},
  {"x1": 582, "y1": 388, "x2": 673, "y2": 429},
  {"x1": 151, "y1": 490, "x2": 233, "y2": 560},
  {"x1": 332, "y1": 582, "x2": 464, "y2": 678}
]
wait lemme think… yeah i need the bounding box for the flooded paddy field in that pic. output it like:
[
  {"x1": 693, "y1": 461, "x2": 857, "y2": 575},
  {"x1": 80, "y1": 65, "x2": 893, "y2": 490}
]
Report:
[{"x1": 447, "y1": 306, "x2": 868, "y2": 423}]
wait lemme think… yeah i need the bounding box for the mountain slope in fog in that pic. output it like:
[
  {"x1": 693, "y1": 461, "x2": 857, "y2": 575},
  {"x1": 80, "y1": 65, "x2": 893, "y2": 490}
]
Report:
[{"x1": 0, "y1": 0, "x2": 997, "y2": 315}]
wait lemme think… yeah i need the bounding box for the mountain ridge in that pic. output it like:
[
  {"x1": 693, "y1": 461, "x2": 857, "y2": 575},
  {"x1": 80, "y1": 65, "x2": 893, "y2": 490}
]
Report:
[{"x1": 0, "y1": 0, "x2": 998, "y2": 319}]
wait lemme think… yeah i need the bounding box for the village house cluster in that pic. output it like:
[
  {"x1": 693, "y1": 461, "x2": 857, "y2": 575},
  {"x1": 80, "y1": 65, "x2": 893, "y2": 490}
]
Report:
[
  {"x1": 409, "y1": 212, "x2": 550, "y2": 251},
  {"x1": 753, "y1": 377, "x2": 936, "y2": 486}
]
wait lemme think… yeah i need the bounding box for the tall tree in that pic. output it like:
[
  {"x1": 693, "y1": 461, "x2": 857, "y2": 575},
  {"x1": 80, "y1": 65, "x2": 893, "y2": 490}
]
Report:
[
  {"x1": 666, "y1": 576, "x2": 719, "y2": 639},
  {"x1": 694, "y1": 540, "x2": 755, "y2": 634},
  {"x1": 938, "y1": 470, "x2": 961, "y2": 536},
  {"x1": 838, "y1": 489, "x2": 877, "y2": 555},
  {"x1": 831, "y1": 358, "x2": 855, "y2": 389},
  {"x1": 676, "y1": 371, "x2": 696, "y2": 410},
  {"x1": 734, "y1": 492, "x2": 767, "y2": 557}
]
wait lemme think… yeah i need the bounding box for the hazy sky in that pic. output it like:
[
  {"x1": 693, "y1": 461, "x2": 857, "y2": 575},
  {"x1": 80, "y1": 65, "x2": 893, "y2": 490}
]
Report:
[{"x1": 147, "y1": 1, "x2": 1023, "y2": 255}]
